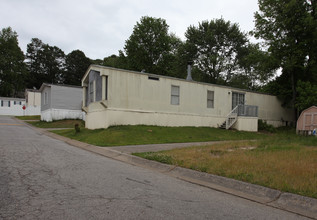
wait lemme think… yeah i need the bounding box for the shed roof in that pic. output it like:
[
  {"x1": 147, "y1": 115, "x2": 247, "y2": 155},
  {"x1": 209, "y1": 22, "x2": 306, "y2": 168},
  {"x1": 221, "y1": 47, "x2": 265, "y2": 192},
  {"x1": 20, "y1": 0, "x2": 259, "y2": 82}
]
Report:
[
  {"x1": 39, "y1": 83, "x2": 82, "y2": 92},
  {"x1": 0, "y1": 97, "x2": 26, "y2": 101}
]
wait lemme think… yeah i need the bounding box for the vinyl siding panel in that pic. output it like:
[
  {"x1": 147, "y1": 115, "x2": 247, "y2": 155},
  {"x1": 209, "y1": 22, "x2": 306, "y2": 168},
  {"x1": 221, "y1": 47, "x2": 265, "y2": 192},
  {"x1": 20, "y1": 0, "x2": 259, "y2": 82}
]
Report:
[
  {"x1": 51, "y1": 85, "x2": 82, "y2": 110},
  {"x1": 41, "y1": 86, "x2": 52, "y2": 111}
]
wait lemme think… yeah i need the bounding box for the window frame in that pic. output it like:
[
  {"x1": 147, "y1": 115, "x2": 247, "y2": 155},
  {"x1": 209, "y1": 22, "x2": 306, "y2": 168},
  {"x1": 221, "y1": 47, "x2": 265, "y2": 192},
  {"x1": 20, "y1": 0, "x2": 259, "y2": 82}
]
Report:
[
  {"x1": 44, "y1": 92, "x2": 48, "y2": 105},
  {"x1": 89, "y1": 81, "x2": 94, "y2": 102},
  {"x1": 171, "y1": 85, "x2": 180, "y2": 105},
  {"x1": 207, "y1": 90, "x2": 214, "y2": 108}
]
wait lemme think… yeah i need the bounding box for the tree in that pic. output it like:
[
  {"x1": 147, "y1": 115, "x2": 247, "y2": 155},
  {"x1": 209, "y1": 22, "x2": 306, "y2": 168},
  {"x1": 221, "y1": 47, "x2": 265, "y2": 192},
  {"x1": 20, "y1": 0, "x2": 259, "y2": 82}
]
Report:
[
  {"x1": 233, "y1": 43, "x2": 278, "y2": 90},
  {"x1": 253, "y1": 0, "x2": 317, "y2": 116},
  {"x1": 26, "y1": 38, "x2": 65, "y2": 89},
  {"x1": 184, "y1": 18, "x2": 249, "y2": 85},
  {"x1": 41, "y1": 44, "x2": 65, "y2": 84},
  {"x1": 25, "y1": 38, "x2": 45, "y2": 89},
  {"x1": 124, "y1": 16, "x2": 179, "y2": 75},
  {"x1": 64, "y1": 50, "x2": 91, "y2": 85},
  {"x1": 102, "y1": 51, "x2": 129, "y2": 69},
  {"x1": 0, "y1": 27, "x2": 27, "y2": 97},
  {"x1": 295, "y1": 80, "x2": 317, "y2": 112}
]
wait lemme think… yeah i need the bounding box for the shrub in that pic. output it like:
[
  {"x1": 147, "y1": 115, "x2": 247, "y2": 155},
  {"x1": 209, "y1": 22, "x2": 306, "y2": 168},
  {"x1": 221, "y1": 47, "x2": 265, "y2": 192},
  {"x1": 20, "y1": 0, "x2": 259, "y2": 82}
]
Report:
[
  {"x1": 258, "y1": 119, "x2": 277, "y2": 133},
  {"x1": 74, "y1": 123, "x2": 80, "y2": 133}
]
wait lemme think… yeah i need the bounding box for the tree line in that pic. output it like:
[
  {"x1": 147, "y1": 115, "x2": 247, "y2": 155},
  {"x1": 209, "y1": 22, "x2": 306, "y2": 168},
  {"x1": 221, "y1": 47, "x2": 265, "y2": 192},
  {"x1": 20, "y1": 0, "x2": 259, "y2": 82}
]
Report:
[
  {"x1": 0, "y1": 0, "x2": 316, "y2": 117},
  {"x1": 0, "y1": 30, "x2": 92, "y2": 97}
]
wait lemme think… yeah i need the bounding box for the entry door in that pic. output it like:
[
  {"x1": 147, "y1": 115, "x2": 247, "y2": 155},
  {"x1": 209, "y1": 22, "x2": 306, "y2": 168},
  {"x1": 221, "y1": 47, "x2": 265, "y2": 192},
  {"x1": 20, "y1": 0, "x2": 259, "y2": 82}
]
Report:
[{"x1": 232, "y1": 92, "x2": 245, "y2": 110}]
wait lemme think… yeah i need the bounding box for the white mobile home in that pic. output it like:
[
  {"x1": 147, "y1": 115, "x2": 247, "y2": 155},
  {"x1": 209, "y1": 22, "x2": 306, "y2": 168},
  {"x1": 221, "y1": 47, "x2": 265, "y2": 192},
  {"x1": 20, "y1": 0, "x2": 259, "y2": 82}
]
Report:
[
  {"x1": 81, "y1": 65, "x2": 295, "y2": 131},
  {"x1": 39, "y1": 83, "x2": 84, "y2": 122},
  {"x1": 0, "y1": 97, "x2": 26, "y2": 116}
]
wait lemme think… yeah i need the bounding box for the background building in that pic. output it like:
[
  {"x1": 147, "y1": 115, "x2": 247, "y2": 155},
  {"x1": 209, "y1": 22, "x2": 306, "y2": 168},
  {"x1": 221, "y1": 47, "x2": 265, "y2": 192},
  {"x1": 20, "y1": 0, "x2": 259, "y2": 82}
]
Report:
[{"x1": 40, "y1": 83, "x2": 84, "y2": 122}]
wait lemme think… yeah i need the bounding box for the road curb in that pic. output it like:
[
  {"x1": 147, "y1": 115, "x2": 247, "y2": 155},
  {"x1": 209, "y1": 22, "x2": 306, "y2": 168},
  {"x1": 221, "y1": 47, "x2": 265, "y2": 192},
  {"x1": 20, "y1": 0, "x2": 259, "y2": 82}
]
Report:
[{"x1": 16, "y1": 118, "x2": 317, "y2": 219}]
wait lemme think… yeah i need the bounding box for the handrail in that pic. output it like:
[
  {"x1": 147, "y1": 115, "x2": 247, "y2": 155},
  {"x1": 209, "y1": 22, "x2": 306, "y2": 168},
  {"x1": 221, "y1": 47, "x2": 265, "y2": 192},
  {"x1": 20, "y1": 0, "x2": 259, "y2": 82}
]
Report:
[
  {"x1": 226, "y1": 105, "x2": 238, "y2": 129},
  {"x1": 226, "y1": 105, "x2": 239, "y2": 118}
]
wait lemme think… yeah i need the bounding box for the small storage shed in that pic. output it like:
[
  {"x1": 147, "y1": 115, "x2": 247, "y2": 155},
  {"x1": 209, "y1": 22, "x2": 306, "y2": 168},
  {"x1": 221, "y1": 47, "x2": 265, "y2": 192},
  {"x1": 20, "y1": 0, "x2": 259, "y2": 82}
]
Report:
[
  {"x1": 24, "y1": 89, "x2": 41, "y2": 115},
  {"x1": 296, "y1": 106, "x2": 317, "y2": 134}
]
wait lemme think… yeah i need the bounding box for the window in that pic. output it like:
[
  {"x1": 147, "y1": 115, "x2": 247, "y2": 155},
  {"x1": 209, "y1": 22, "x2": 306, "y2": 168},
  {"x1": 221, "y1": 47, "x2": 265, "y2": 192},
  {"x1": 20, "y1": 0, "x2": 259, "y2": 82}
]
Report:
[
  {"x1": 148, "y1": 76, "x2": 159, "y2": 81},
  {"x1": 105, "y1": 76, "x2": 108, "y2": 100},
  {"x1": 232, "y1": 92, "x2": 245, "y2": 109},
  {"x1": 44, "y1": 92, "x2": 48, "y2": 105},
  {"x1": 13, "y1": 101, "x2": 21, "y2": 105},
  {"x1": 89, "y1": 81, "x2": 94, "y2": 102},
  {"x1": 207, "y1": 90, "x2": 214, "y2": 108},
  {"x1": 171, "y1": 85, "x2": 180, "y2": 105},
  {"x1": 3, "y1": 100, "x2": 11, "y2": 107}
]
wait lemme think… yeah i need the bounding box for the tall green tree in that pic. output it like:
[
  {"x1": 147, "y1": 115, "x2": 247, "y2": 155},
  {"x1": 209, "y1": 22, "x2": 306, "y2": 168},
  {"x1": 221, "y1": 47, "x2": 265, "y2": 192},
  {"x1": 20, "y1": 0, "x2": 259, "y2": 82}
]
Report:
[
  {"x1": 0, "y1": 27, "x2": 27, "y2": 97},
  {"x1": 41, "y1": 44, "x2": 65, "y2": 84},
  {"x1": 25, "y1": 38, "x2": 45, "y2": 89},
  {"x1": 124, "y1": 16, "x2": 180, "y2": 75},
  {"x1": 64, "y1": 50, "x2": 91, "y2": 86},
  {"x1": 184, "y1": 18, "x2": 249, "y2": 85},
  {"x1": 26, "y1": 38, "x2": 65, "y2": 89},
  {"x1": 295, "y1": 80, "x2": 317, "y2": 112},
  {"x1": 254, "y1": 0, "x2": 317, "y2": 114},
  {"x1": 102, "y1": 51, "x2": 128, "y2": 69},
  {"x1": 232, "y1": 43, "x2": 278, "y2": 90}
]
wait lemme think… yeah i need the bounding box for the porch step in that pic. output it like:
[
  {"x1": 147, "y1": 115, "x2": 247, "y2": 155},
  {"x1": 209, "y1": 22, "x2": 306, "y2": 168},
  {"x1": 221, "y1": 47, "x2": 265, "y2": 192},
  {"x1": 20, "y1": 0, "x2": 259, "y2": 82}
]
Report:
[{"x1": 219, "y1": 121, "x2": 226, "y2": 129}]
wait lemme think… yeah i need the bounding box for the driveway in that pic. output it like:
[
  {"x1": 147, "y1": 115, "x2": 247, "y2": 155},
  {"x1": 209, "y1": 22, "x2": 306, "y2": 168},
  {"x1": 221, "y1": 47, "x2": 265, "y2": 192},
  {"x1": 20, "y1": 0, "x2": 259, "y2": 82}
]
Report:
[{"x1": 0, "y1": 116, "x2": 309, "y2": 219}]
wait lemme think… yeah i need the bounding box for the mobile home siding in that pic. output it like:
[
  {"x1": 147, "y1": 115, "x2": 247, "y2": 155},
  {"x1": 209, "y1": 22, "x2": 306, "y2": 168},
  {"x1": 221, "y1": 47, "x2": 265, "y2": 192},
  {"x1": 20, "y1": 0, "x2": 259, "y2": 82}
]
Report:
[
  {"x1": 51, "y1": 85, "x2": 82, "y2": 110},
  {"x1": 41, "y1": 86, "x2": 52, "y2": 111}
]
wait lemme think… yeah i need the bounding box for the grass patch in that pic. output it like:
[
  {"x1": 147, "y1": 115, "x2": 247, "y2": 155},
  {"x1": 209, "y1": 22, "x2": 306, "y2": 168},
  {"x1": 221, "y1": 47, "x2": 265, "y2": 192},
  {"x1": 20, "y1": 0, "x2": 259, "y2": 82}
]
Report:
[
  {"x1": 16, "y1": 115, "x2": 40, "y2": 120},
  {"x1": 134, "y1": 131, "x2": 317, "y2": 198},
  {"x1": 27, "y1": 119, "x2": 85, "y2": 128},
  {"x1": 52, "y1": 125, "x2": 266, "y2": 146}
]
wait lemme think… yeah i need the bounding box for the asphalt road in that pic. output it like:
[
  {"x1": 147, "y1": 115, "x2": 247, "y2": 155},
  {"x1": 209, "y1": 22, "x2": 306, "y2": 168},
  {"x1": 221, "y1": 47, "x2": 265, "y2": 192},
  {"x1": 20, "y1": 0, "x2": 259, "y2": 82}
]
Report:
[{"x1": 0, "y1": 116, "x2": 310, "y2": 219}]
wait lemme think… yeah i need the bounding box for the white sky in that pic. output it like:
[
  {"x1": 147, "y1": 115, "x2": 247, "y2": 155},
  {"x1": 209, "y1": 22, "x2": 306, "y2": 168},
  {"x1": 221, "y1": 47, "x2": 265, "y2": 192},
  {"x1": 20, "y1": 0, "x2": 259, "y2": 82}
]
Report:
[{"x1": 0, "y1": 0, "x2": 259, "y2": 60}]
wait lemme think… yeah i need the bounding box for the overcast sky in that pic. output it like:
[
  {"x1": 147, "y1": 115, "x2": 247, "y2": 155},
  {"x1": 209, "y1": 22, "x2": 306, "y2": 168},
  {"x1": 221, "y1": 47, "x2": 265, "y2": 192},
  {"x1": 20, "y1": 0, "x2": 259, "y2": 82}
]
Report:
[{"x1": 1, "y1": 0, "x2": 259, "y2": 60}]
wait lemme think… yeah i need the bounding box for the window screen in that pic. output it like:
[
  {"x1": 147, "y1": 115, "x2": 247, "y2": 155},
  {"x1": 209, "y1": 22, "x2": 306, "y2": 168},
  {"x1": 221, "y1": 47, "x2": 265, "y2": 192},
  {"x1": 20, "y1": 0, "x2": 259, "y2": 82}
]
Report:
[
  {"x1": 207, "y1": 90, "x2": 214, "y2": 108},
  {"x1": 44, "y1": 92, "x2": 48, "y2": 105},
  {"x1": 171, "y1": 85, "x2": 180, "y2": 105},
  {"x1": 89, "y1": 81, "x2": 94, "y2": 102},
  {"x1": 105, "y1": 76, "x2": 108, "y2": 100},
  {"x1": 232, "y1": 92, "x2": 245, "y2": 109}
]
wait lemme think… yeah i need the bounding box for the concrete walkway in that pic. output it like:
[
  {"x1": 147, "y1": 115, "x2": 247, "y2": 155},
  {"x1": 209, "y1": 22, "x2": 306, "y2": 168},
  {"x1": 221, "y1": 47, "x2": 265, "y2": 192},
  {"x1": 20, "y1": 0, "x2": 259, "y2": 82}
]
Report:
[
  {"x1": 108, "y1": 141, "x2": 220, "y2": 153},
  {"x1": 16, "y1": 118, "x2": 317, "y2": 219},
  {"x1": 108, "y1": 140, "x2": 256, "y2": 153}
]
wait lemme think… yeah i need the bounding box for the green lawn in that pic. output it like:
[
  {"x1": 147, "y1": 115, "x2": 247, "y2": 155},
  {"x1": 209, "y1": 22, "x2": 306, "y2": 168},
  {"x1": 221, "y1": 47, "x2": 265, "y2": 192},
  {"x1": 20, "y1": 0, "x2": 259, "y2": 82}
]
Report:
[
  {"x1": 52, "y1": 125, "x2": 267, "y2": 146},
  {"x1": 16, "y1": 115, "x2": 40, "y2": 120},
  {"x1": 27, "y1": 119, "x2": 85, "y2": 128},
  {"x1": 31, "y1": 119, "x2": 317, "y2": 198},
  {"x1": 134, "y1": 128, "x2": 317, "y2": 198}
]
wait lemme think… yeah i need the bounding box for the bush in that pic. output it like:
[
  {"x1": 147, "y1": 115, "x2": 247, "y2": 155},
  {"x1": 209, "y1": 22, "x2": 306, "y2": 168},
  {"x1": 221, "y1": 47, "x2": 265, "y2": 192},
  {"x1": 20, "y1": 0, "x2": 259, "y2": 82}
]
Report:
[
  {"x1": 258, "y1": 119, "x2": 277, "y2": 133},
  {"x1": 74, "y1": 123, "x2": 80, "y2": 133}
]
